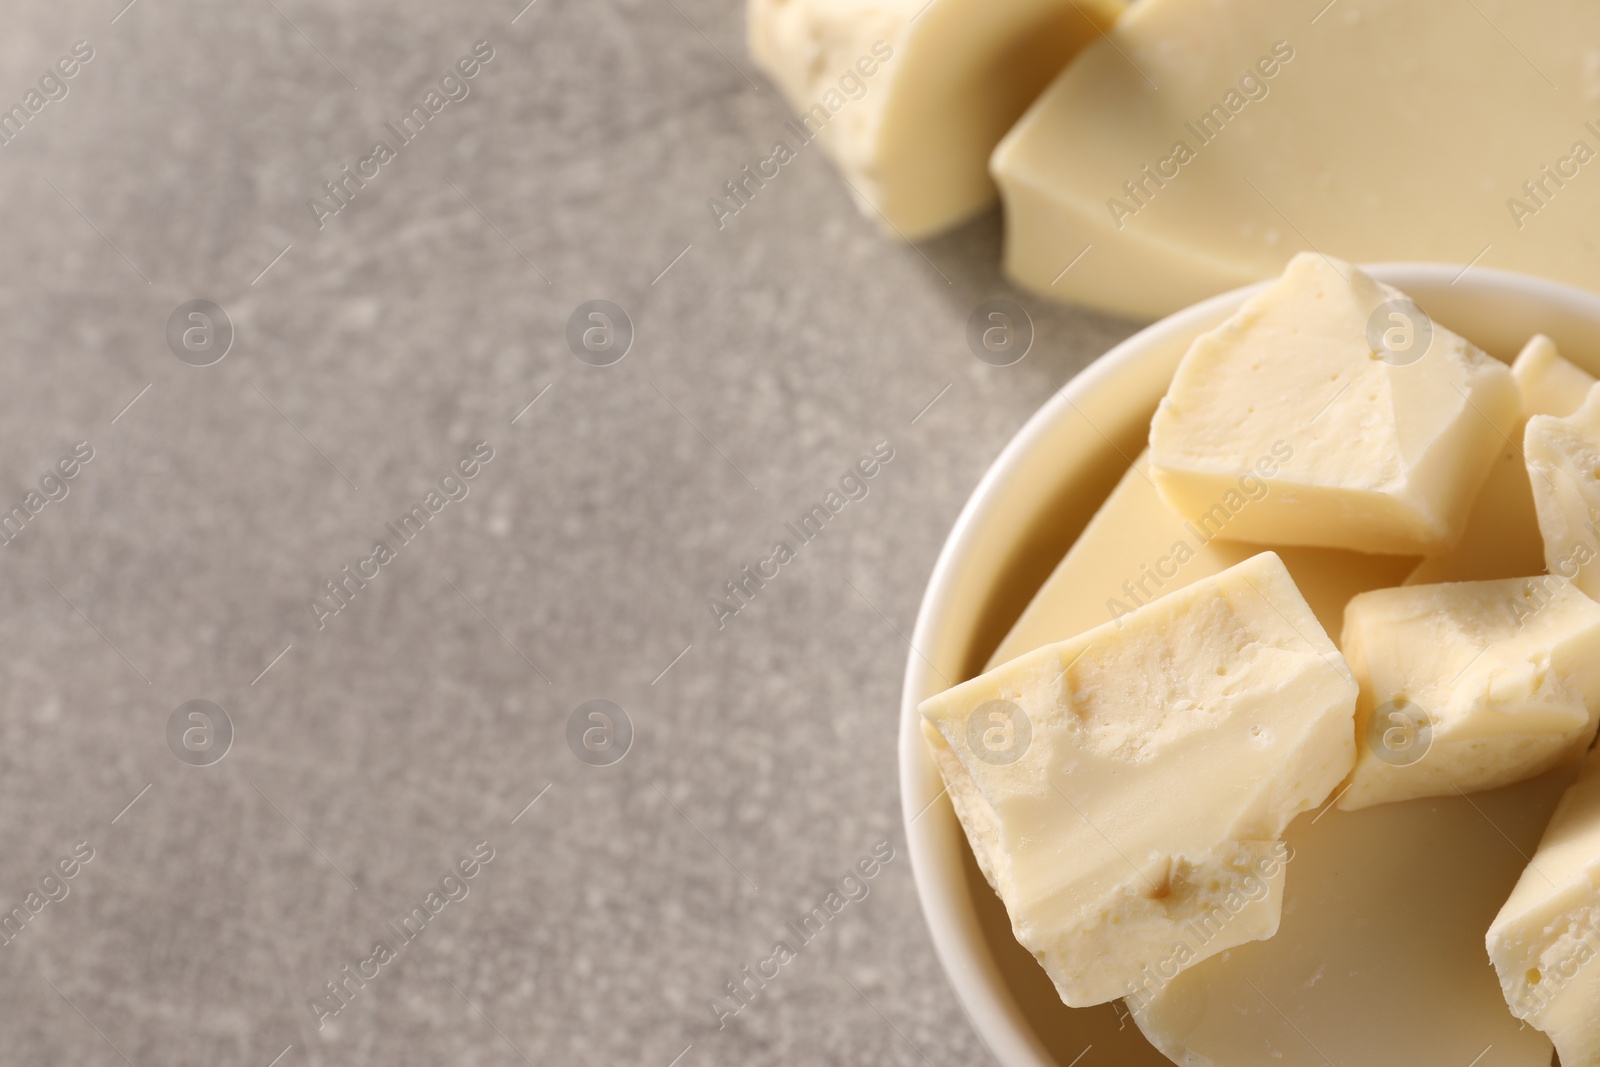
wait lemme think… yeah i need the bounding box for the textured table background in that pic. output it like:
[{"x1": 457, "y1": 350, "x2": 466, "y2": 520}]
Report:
[{"x1": 0, "y1": 1, "x2": 1137, "y2": 1063}]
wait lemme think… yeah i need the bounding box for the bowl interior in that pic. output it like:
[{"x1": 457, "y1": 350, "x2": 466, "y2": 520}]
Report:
[{"x1": 898, "y1": 264, "x2": 1600, "y2": 1067}]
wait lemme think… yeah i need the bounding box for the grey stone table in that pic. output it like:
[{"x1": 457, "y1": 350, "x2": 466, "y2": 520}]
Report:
[{"x1": 0, "y1": 1, "x2": 1136, "y2": 1063}]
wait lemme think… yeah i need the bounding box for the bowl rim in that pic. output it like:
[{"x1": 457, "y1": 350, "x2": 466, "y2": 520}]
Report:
[{"x1": 896, "y1": 262, "x2": 1600, "y2": 1066}]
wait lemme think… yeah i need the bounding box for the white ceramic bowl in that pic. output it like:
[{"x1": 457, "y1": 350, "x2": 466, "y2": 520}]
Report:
[{"x1": 898, "y1": 265, "x2": 1600, "y2": 1066}]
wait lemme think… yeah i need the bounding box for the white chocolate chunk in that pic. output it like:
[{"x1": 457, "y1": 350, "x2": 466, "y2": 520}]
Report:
[
  {"x1": 921, "y1": 552, "x2": 1355, "y2": 1007},
  {"x1": 1515, "y1": 335, "x2": 1597, "y2": 421},
  {"x1": 1337, "y1": 578, "x2": 1600, "y2": 811},
  {"x1": 1408, "y1": 335, "x2": 1595, "y2": 585},
  {"x1": 1489, "y1": 749, "x2": 1600, "y2": 1067},
  {"x1": 991, "y1": 0, "x2": 1600, "y2": 319},
  {"x1": 747, "y1": 0, "x2": 1119, "y2": 239},
  {"x1": 1527, "y1": 382, "x2": 1600, "y2": 600},
  {"x1": 1149, "y1": 254, "x2": 1518, "y2": 556}
]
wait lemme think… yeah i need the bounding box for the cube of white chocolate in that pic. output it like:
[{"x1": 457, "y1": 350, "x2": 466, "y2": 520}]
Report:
[
  {"x1": 1338, "y1": 578, "x2": 1600, "y2": 811},
  {"x1": 1514, "y1": 334, "x2": 1596, "y2": 421},
  {"x1": 920, "y1": 552, "x2": 1355, "y2": 1007},
  {"x1": 1488, "y1": 748, "x2": 1600, "y2": 1066},
  {"x1": 1527, "y1": 382, "x2": 1600, "y2": 600},
  {"x1": 1150, "y1": 254, "x2": 1518, "y2": 555}
]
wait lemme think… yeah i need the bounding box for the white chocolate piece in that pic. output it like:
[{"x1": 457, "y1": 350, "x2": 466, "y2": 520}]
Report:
[
  {"x1": 992, "y1": 0, "x2": 1600, "y2": 319},
  {"x1": 747, "y1": 0, "x2": 1119, "y2": 239},
  {"x1": 1515, "y1": 335, "x2": 1596, "y2": 421},
  {"x1": 921, "y1": 552, "x2": 1355, "y2": 1007},
  {"x1": 1527, "y1": 382, "x2": 1600, "y2": 600},
  {"x1": 1489, "y1": 749, "x2": 1600, "y2": 1067},
  {"x1": 1337, "y1": 578, "x2": 1600, "y2": 811},
  {"x1": 1149, "y1": 254, "x2": 1517, "y2": 556}
]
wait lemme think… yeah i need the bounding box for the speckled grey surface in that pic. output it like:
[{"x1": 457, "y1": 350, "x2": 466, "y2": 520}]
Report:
[{"x1": 0, "y1": 1, "x2": 1138, "y2": 1064}]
